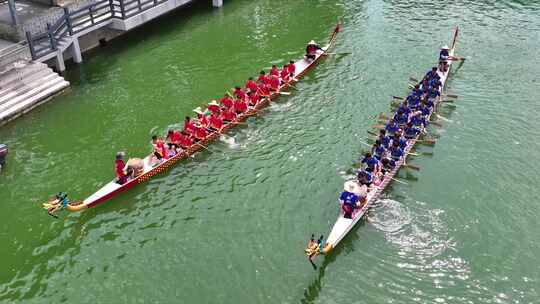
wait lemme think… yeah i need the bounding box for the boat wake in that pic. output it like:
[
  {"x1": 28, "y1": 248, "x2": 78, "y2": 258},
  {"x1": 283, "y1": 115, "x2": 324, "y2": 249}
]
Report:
[{"x1": 369, "y1": 199, "x2": 455, "y2": 257}]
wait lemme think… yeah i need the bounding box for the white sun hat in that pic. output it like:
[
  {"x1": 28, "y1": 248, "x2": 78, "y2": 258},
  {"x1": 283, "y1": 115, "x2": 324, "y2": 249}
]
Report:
[
  {"x1": 441, "y1": 45, "x2": 449, "y2": 49},
  {"x1": 308, "y1": 40, "x2": 317, "y2": 45},
  {"x1": 193, "y1": 107, "x2": 206, "y2": 115}
]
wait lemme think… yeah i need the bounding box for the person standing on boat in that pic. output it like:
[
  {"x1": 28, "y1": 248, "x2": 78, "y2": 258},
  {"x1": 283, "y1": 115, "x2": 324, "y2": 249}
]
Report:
[
  {"x1": 305, "y1": 40, "x2": 323, "y2": 61},
  {"x1": 115, "y1": 152, "x2": 128, "y2": 185}
]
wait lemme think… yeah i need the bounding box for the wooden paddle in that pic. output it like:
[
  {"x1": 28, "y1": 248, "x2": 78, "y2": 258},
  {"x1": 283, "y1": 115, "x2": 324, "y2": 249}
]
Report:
[
  {"x1": 409, "y1": 76, "x2": 419, "y2": 83},
  {"x1": 372, "y1": 124, "x2": 385, "y2": 130},
  {"x1": 195, "y1": 142, "x2": 212, "y2": 153},
  {"x1": 403, "y1": 163, "x2": 420, "y2": 171},
  {"x1": 392, "y1": 96, "x2": 404, "y2": 100},
  {"x1": 445, "y1": 94, "x2": 458, "y2": 99},
  {"x1": 278, "y1": 91, "x2": 291, "y2": 96},
  {"x1": 389, "y1": 176, "x2": 408, "y2": 185},
  {"x1": 418, "y1": 138, "x2": 436, "y2": 145}
]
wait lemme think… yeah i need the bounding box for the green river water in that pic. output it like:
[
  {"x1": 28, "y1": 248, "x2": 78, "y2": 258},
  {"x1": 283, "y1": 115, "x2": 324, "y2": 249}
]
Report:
[{"x1": 1, "y1": 0, "x2": 540, "y2": 303}]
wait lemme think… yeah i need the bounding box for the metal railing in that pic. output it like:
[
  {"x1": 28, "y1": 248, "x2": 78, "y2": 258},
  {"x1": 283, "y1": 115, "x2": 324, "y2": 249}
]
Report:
[{"x1": 25, "y1": 0, "x2": 167, "y2": 60}]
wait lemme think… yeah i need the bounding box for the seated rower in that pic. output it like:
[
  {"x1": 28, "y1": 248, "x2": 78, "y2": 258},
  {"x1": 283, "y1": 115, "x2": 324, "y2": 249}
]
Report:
[
  {"x1": 115, "y1": 152, "x2": 128, "y2": 185},
  {"x1": 220, "y1": 94, "x2": 234, "y2": 109},
  {"x1": 193, "y1": 124, "x2": 209, "y2": 142},
  {"x1": 372, "y1": 140, "x2": 387, "y2": 160},
  {"x1": 257, "y1": 82, "x2": 271, "y2": 98},
  {"x1": 288, "y1": 60, "x2": 296, "y2": 77},
  {"x1": 357, "y1": 169, "x2": 374, "y2": 188},
  {"x1": 221, "y1": 107, "x2": 237, "y2": 123},
  {"x1": 394, "y1": 109, "x2": 410, "y2": 126},
  {"x1": 280, "y1": 64, "x2": 290, "y2": 83},
  {"x1": 392, "y1": 131, "x2": 408, "y2": 150},
  {"x1": 233, "y1": 97, "x2": 248, "y2": 114},
  {"x1": 234, "y1": 86, "x2": 247, "y2": 100},
  {"x1": 245, "y1": 77, "x2": 259, "y2": 93},
  {"x1": 410, "y1": 111, "x2": 426, "y2": 128},
  {"x1": 209, "y1": 112, "x2": 224, "y2": 132},
  {"x1": 389, "y1": 140, "x2": 405, "y2": 161},
  {"x1": 426, "y1": 85, "x2": 440, "y2": 99},
  {"x1": 385, "y1": 118, "x2": 400, "y2": 137},
  {"x1": 269, "y1": 74, "x2": 280, "y2": 92},
  {"x1": 208, "y1": 100, "x2": 221, "y2": 114},
  {"x1": 258, "y1": 70, "x2": 270, "y2": 86},
  {"x1": 360, "y1": 152, "x2": 381, "y2": 175},
  {"x1": 179, "y1": 131, "x2": 193, "y2": 149},
  {"x1": 404, "y1": 122, "x2": 421, "y2": 139},
  {"x1": 380, "y1": 158, "x2": 396, "y2": 175},
  {"x1": 247, "y1": 91, "x2": 260, "y2": 107},
  {"x1": 151, "y1": 135, "x2": 168, "y2": 164},
  {"x1": 305, "y1": 40, "x2": 323, "y2": 61},
  {"x1": 378, "y1": 129, "x2": 392, "y2": 148},
  {"x1": 194, "y1": 108, "x2": 209, "y2": 128},
  {"x1": 339, "y1": 181, "x2": 362, "y2": 219},
  {"x1": 165, "y1": 129, "x2": 180, "y2": 150},
  {"x1": 270, "y1": 65, "x2": 280, "y2": 77},
  {"x1": 423, "y1": 67, "x2": 439, "y2": 82},
  {"x1": 397, "y1": 101, "x2": 412, "y2": 116},
  {"x1": 183, "y1": 116, "x2": 196, "y2": 135}
]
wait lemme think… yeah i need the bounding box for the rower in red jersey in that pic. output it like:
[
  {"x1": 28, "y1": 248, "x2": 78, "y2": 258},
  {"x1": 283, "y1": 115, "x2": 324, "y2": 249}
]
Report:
[
  {"x1": 258, "y1": 71, "x2": 270, "y2": 86},
  {"x1": 245, "y1": 77, "x2": 258, "y2": 93},
  {"x1": 179, "y1": 131, "x2": 193, "y2": 149},
  {"x1": 221, "y1": 107, "x2": 237, "y2": 122},
  {"x1": 207, "y1": 100, "x2": 221, "y2": 114},
  {"x1": 194, "y1": 108, "x2": 209, "y2": 127},
  {"x1": 269, "y1": 74, "x2": 280, "y2": 91},
  {"x1": 183, "y1": 116, "x2": 196, "y2": 135},
  {"x1": 234, "y1": 98, "x2": 248, "y2": 114},
  {"x1": 280, "y1": 65, "x2": 290, "y2": 83},
  {"x1": 193, "y1": 125, "x2": 208, "y2": 141},
  {"x1": 288, "y1": 60, "x2": 296, "y2": 77},
  {"x1": 209, "y1": 112, "x2": 223, "y2": 131},
  {"x1": 270, "y1": 65, "x2": 280, "y2": 77},
  {"x1": 151, "y1": 135, "x2": 168, "y2": 161},
  {"x1": 234, "y1": 86, "x2": 247, "y2": 100},
  {"x1": 220, "y1": 94, "x2": 234, "y2": 109},
  {"x1": 247, "y1": 91, "x2": 260, "y2": 107},
  {"x1": 258, "y1": 82, "x2": 270, "y2": 98}
]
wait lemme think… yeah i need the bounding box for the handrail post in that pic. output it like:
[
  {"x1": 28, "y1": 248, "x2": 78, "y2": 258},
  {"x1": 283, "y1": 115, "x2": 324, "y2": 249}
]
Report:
[
  {"x1": 46, "y1": 22, "x2": 57, "y2": 51},
  {"x1": 89, "y1": 6, "x2": 95, "y2": 25},
  {"x1": 64, "y1": 7, "x2": 73, "y2": 35},
  {"x1": 137, "y1": 0, "x2": 141, "y2": 13},
  {"x1": 120, "y1": 0, "x2": 126, "y2": 19},
  {"x1": 25, "y1": 31, "x2": 36, "y2": 60},
  {"x1": 109, "y1": 0, "x2": 115, "y2": 18}
]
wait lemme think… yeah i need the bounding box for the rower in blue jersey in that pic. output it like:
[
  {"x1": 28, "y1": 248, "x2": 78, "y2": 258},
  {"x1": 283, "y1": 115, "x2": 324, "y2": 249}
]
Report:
[
  {"x1": 361, "y1": 152, "x2": 381, "y2": 173},
  {"x1": 380, "y1": 158, "x2": 396, "y2": 175},
  {"x1": 420, "y1": 101, "x2": 431, "y2": 117},
  {"x1": 411, "y1": 111, "x2": 426, "y2": 128},
  {"x1": 404, "y1": 122, "x2": 421, "y2": 139},
  {"x1": 389, "y1": 140, "x2": 405, "y2": 161},
  {"x1": 411, "y1": 84, "x2": 423, "y2": 97},
  {"x1": 394, "y1": 109, "x2": 409, "y2": 125},
  {"x1": 357, "y1": 169, "x2": 373, "y2": 187},
  {"x1": 397, "y1": 101, "x2": 412, "y2": 115},
  {"x1": 372, "y1": 140, "x2": 386, "y2": 160},
  {"x1": 424, "y1": 67, "x2": 438, "y2": 81},
  {"x1": 378, "y1": 129, "x2": 392, "y2": 148},
  {"x1": 392, "y1": 132, "x2": 408, "y2": 150},
  {"x1": 427, "y1": 86, "x2": 441, "y2": 99},
  {"x1": 385, "y1": 118, "x2": 400, "y2": 136}
]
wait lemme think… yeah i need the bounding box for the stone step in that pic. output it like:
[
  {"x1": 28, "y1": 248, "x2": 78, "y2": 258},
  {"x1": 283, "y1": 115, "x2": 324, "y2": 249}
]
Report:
[
  {"x1": 0, "y1": 72, "x2": 59, "y2": 106},
  {"x1": 0, "y1": 75, "x2": 67, "y2": 113},
  {"x1": 0, "y1": 80, "x2": 70, "y2": 124},
  {"x1": 0, "y1": 67, "x2": 55, "y2": 99},
  {"x1": 0, "y1": 62, "x2": 48, "y2": 89}
]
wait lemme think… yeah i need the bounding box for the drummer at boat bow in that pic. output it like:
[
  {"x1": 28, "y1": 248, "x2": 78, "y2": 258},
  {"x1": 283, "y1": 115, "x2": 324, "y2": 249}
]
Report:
[
  {"x1": 305, "y1": 40, "x2": 323, "y2": 61},
  {"x1": 339, "y1": 181, "x2": 366, "y2": 219}
]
